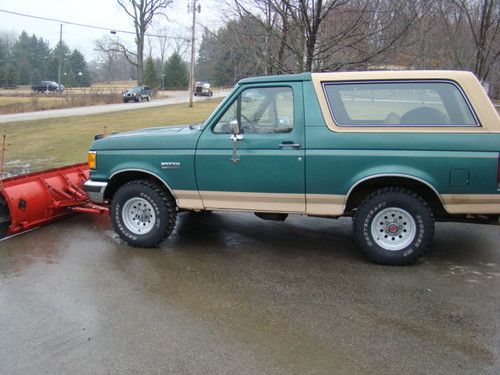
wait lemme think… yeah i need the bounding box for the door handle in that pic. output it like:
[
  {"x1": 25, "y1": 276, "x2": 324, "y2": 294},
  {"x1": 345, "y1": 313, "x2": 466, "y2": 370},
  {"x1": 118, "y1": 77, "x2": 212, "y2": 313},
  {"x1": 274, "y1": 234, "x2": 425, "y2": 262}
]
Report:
[{"x1": 278, "y1": 142, "x2": 301, "y2": 149}]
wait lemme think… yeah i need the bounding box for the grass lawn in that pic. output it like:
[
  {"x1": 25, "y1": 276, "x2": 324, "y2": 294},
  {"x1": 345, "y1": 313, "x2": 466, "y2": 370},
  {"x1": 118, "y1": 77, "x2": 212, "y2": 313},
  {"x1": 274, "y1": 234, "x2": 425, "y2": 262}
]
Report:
[
  {"x1": 0, "y1": 96, "x2": 64, "y2": 113},
  {"x1": 0, "y1": 99, "x2": 222, "y2": 175},
  {"x1": 0, "y1": 93, "x2": 125, "y2": 115}
]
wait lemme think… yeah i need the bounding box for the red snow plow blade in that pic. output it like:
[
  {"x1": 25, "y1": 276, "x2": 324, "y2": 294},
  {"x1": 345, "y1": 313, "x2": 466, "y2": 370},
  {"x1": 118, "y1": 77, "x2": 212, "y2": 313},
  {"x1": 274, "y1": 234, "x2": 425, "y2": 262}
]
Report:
[{"x1": 0, "y1": 163, "x2": 108, "y2": 239}]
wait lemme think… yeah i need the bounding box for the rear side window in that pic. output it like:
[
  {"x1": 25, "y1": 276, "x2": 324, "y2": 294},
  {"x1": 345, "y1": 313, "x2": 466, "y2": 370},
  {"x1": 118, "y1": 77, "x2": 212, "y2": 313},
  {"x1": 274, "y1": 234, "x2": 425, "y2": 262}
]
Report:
[{"x1": 323, "y1": 81, "x2": 478, "y2": 127}]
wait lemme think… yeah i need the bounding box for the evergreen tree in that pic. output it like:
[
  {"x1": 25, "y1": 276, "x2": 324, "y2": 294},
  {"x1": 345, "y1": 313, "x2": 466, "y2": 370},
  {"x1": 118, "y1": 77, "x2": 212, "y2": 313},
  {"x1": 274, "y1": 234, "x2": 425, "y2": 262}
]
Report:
[
  {"x1": 11, "y1": 32, "x2": 32, "y2": 85},
  {"x1": 50, "y1": 41, "x2": 71, "y2": 85},
  {"x1": 2, "y1": 63, "x2": 17, "y2": 88},
  {"x1": 0, "y1": 30, "x2": 90, "y2": 87},
  {"x1": 11, "y1": 32, "x2": 51, "y2": 85},
  {"x1": 164, "y1": 52, "x2": 188, "y2": 89},
  {"x1": 154, "y1": 58, "x2": 163, "y2": 87},
  {"x1": 196, "y1": 29, "x2": 217, "y2": 83},
  {"x1": 194, "y1": 18, "x2": 267, "y2": 86},
  {"x1": 68, "y1": 49, "x2": 91, "y2": 87},
  {"x1": 143, "y1": 56, "x2": 159, "y2": 88},
  {"x1": 31, "y1": 36, "x2": 51, "y2": 84},
  {"x1": 0, "y1": 41, "x2": 7, "y2": 87}
]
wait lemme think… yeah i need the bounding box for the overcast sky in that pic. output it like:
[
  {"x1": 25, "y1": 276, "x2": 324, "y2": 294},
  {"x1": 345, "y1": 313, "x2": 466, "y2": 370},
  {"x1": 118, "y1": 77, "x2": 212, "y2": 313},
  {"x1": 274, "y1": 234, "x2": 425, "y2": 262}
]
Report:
[{"x1": 0, "y1": 0, "x2": 225, "y2": 60}]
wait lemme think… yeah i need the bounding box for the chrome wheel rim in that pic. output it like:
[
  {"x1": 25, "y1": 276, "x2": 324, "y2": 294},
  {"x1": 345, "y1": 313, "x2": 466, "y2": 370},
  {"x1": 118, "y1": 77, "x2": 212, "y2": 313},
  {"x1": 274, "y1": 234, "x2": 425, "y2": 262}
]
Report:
[
  {"x1": 370, "y1": 207, "x2": 416, "y2": 251},
  {"x1": 122, "y1": 197, "x2": 156, "y2": 235}
]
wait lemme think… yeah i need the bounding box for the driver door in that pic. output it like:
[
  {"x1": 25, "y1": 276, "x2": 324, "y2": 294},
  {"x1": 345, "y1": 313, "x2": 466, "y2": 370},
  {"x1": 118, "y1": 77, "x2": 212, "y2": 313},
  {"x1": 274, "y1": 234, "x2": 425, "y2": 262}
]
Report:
[{"x1": 195, "y1": 83, "x2": 305, "y2": 212}]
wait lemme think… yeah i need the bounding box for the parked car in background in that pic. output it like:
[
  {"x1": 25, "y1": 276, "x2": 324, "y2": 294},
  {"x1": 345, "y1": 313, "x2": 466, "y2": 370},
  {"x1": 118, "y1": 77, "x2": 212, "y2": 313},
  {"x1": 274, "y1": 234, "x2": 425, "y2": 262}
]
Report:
[
  {"x1": 122, "y1": 86, "x2": 152, "y2": 103},
  {"x1": 32, "y1": 81, "x2": 64, "y2": 93},
  {"x1": 194, "y1": 81, "x2": 213, "y2": 96}
]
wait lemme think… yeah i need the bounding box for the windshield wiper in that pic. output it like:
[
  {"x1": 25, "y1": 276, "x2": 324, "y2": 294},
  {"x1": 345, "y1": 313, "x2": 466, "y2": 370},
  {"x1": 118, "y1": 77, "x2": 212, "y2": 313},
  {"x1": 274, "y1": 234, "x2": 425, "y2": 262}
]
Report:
[{"x1": 189, "y1": 122, "x2": 202, "y2": 130}]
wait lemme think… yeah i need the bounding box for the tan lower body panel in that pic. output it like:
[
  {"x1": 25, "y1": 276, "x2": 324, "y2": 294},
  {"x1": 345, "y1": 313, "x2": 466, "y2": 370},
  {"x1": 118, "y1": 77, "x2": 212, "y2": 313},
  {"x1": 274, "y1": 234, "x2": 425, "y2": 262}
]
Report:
[
  {"x1": 174, "y1": 190, "x2": 204, "y2": 210},
  {"x1": 174, "y1": 190, "x2": 500, "y2": 216},
  {"x1": 442, "y1": 194, "x2": 500, "y2": 214},
  {"x1": 198, "y1": 191, "x2": 305, "y2": 212},
  {"x1": 305, "y1": 194, "x2": 345, "y2": 216},
  {"x1": 174, "y1": 190, "x2": 347, "y2": 215}
]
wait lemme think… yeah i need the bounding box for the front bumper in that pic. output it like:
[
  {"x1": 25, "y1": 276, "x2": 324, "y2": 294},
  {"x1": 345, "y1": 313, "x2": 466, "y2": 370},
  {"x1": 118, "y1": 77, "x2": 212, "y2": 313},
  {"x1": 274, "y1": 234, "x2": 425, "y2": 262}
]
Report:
[{"x1": 83, "y1": 180, "x2": 108, "y2": 203}]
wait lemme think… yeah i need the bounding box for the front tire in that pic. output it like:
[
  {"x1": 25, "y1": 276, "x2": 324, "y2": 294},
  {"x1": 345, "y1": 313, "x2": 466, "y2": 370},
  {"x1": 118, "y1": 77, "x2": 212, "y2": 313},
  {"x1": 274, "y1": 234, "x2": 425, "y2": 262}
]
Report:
[
  {"x1": 110, "y1": 180, "x2": 176, "y2": 247},
  {"x1": 353, "y1": 187, "x2": 434, "y2": 265}
]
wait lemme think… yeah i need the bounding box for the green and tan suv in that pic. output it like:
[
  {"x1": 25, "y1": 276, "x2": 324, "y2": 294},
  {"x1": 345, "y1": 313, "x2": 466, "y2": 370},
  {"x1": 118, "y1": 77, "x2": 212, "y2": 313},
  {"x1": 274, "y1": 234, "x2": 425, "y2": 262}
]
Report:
[{"x1": 85, "y1": 70, "x2": 500, "y2": 265}]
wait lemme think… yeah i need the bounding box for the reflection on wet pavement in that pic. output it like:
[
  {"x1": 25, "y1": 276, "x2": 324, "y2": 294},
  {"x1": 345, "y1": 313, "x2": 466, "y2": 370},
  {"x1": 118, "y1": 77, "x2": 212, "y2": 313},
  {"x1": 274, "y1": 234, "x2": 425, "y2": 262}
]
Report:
[{"x1": 0, "y1": 212, "x2": 498, "y2": 374}]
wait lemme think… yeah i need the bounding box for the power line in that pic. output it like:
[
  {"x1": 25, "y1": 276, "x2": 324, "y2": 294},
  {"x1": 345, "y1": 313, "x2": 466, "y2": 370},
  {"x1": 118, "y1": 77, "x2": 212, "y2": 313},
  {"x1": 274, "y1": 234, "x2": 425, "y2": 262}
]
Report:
[{"x1": 0, "y1": 8, "x2": 188, "y2": 40}]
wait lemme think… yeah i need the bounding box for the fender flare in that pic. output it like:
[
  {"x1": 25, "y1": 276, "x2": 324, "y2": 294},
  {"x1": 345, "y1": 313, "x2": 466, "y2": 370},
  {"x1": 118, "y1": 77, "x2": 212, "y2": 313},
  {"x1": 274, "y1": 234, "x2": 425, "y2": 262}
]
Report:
[
  {"x1": 107, "y1": 168, "x2": 179, "y2": 205},
  {"x1": 343, "y1": 173, "x2": 446, "y2": 211}
]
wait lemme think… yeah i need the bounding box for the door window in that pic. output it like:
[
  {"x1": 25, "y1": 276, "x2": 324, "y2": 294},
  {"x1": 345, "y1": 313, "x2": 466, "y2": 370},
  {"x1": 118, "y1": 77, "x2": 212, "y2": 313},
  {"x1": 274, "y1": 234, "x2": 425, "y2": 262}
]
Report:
[{"x1": 213, "y1": 87, "x2": 294, "y2": 134}]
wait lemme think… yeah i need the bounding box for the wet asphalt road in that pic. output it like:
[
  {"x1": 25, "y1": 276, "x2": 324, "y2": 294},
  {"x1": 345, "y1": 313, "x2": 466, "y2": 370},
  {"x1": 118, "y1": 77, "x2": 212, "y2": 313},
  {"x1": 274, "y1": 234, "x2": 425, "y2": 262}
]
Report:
[{"x1": 0, "y1": 212, "x2": 499, "y2": 374}]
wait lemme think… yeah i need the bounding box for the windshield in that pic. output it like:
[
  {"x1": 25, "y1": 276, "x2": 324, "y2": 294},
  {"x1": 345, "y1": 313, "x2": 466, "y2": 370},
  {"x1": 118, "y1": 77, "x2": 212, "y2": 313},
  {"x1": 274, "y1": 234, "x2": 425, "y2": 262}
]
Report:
[
  {"x1": 199, "y1": 85, "x2": 238, "y2": 130},
  {"x1": 129, "y1": 87, "x2": 141, "y2": 93}
]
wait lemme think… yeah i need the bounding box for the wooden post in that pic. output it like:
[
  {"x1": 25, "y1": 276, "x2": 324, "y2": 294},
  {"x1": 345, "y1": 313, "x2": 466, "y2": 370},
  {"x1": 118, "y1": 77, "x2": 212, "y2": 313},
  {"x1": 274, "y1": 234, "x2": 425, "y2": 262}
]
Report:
[{"x1": 0, "y1": 135, "x2": 6, "y2": 189}]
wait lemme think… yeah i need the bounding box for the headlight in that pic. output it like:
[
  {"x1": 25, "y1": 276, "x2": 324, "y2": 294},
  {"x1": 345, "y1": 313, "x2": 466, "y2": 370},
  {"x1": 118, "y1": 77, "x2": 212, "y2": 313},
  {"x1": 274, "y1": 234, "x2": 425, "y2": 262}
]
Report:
[{"x1": 88, "y1": 151, "x2": 97, "y2": 169}]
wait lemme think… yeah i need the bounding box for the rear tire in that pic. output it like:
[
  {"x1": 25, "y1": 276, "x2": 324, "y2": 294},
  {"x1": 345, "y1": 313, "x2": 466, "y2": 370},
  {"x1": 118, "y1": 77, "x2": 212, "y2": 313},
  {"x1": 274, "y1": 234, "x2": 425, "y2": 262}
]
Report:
[
  {"x1": 353, "y1": 187, "x2": 434, "y2": 265},
  {"x1": 110, "y1": 180, "x2": 177, "y2": 247}
]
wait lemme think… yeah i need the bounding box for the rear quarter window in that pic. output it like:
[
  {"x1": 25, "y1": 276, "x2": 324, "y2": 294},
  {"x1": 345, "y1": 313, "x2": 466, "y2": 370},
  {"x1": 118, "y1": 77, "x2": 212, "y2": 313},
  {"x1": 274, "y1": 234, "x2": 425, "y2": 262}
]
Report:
[{"x1": 323, "y1": 81, "x2": 478, "y2": 127}]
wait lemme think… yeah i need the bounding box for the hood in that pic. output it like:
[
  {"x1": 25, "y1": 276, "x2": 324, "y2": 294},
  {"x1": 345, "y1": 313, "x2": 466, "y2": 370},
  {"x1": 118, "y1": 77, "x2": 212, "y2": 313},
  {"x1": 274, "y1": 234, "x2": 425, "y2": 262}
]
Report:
[
  {"x1": 124, "y1": 89, "x2": 140, "y2": 95},
  {"x1": 90, "y1": 125, "x2": 202, "y2": 151}
]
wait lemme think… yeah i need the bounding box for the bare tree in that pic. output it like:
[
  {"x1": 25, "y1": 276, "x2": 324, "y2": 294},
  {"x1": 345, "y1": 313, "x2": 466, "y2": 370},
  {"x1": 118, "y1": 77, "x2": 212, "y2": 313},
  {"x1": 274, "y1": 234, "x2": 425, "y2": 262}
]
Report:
[
  {"x1": 198, "y1": 0, "x2": 498, "y2": 95},
  {"x1": 94, "y1": 37, "x2": 117, "y2": 83},
  {"x1": 452, "y1": 0, "x2": 499, "y2": 82},
  {"x1": 172, "y1": 36, "x2": 191, "y2": 59},
  {"x1": 145, "y1": 37, "x2": 155, "y2": 58},
  {"x1": 115, "y1": 0, "x2": 173, "y2": 84},
  {"x1": 232, "y1": 0, "x2": 422, "y2": 72},
  {"x1": 154, "y1": 26, "x2": 170, "y2": 66},
  {"x1": 153, "y1": 26, "x2": 190, "y2": 63},
  {"x1": 94, "y1": 36, "x2": 134, "y2": 82}
]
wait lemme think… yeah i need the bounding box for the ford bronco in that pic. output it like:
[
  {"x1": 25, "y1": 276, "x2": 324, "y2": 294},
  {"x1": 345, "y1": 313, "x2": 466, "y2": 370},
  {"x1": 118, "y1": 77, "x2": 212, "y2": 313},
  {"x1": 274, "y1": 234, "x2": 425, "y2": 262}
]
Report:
[{"x1": 84, "y1": 71, "x2": 500, "y2": 265}]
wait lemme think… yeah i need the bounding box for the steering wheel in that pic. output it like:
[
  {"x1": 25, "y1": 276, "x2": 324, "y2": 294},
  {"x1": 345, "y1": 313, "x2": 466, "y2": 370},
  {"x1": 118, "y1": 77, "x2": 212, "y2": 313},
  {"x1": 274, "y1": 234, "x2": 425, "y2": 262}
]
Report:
[{"x1": 240, "y1": 114, "x2": 259, "y2": 133}]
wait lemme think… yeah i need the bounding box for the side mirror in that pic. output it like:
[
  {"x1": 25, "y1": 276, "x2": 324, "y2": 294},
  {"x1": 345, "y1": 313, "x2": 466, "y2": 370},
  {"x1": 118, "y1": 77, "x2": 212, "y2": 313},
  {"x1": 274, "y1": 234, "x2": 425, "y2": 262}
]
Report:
[
  {"x1": 229, "y1": 119, "x2": 243, "y2": 142},
  {"x1": 229, "y1": 119, "x2": 239, "y2": 135}
]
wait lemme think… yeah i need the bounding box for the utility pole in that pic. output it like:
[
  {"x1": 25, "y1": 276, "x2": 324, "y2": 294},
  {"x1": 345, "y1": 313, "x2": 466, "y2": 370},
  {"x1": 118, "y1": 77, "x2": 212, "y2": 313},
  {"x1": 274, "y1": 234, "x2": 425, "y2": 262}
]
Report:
[
  {"x1": 188, "y1": 0, "x2": 200, "y2": 108},
  {"x1": 57, "y1": 24, "x2": 63, "y2": 92}
]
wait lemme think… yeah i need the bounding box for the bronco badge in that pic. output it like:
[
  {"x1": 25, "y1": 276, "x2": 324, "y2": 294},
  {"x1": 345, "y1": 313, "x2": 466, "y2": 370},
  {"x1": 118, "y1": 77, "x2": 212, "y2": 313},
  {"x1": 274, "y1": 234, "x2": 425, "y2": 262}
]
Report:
[{"x1": 161, "y1": 161, "x2": 181, "y2": 169}]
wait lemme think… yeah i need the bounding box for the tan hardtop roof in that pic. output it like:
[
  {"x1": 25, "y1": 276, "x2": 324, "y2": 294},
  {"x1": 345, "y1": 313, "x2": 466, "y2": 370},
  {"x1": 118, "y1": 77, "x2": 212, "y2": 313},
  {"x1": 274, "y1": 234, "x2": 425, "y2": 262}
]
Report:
[
  {"x1": 311, "y1": 70, "x2": 500, "y2": 133},
  {"x1": 311, "y1": 70, "x2": 476, "y2": 81}
]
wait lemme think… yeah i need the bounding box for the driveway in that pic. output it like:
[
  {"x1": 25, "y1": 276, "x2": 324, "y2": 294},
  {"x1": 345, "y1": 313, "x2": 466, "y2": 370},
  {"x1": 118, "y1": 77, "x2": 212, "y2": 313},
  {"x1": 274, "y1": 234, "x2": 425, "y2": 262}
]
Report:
[{"x1": 0, "y1": 212, "x2": 498, "y2": 374}]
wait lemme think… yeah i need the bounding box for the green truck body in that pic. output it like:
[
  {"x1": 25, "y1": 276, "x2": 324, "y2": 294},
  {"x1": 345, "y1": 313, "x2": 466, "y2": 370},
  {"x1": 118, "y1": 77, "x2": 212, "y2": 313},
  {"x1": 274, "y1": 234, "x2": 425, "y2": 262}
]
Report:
[{"x1": 85, "y1": 71, "x2": 500, "y2": 265}]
